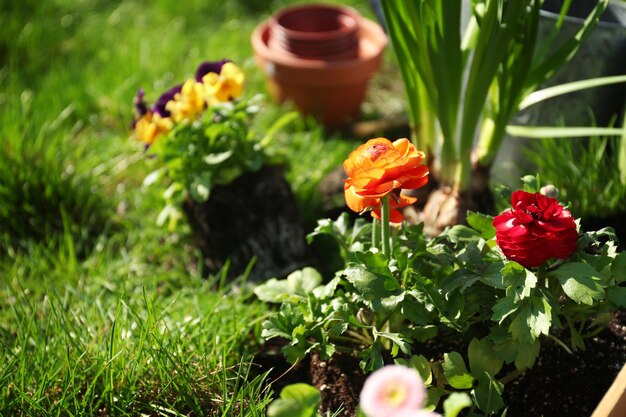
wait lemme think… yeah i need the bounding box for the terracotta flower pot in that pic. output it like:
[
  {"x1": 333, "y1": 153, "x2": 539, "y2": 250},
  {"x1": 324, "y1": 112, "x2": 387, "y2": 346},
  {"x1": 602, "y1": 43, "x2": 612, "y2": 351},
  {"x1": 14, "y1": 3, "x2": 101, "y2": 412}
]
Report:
[
  {"x1": 268, "y1": 4, "x2": 360, "y2": 60},
  {"x1": 251, "y1": 5, "x2": 387, "y2": 129}
]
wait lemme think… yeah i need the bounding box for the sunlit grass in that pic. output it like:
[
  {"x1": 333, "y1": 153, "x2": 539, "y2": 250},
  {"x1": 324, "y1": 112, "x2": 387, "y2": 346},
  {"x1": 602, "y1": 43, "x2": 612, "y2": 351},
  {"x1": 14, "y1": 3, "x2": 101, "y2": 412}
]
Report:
[
  {"x1": 525, "y1": 134, "x2": 626, "y2": 219},
  {"x1": 0, "y1": 0, "x2": 376, "y2": 414}
]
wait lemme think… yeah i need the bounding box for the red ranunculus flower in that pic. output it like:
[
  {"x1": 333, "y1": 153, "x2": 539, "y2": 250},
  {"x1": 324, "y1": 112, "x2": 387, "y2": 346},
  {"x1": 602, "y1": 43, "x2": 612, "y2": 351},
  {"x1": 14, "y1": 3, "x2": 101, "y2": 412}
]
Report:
[{"x1": 493, "y1": 190, "x2": 579, "y2": 268}]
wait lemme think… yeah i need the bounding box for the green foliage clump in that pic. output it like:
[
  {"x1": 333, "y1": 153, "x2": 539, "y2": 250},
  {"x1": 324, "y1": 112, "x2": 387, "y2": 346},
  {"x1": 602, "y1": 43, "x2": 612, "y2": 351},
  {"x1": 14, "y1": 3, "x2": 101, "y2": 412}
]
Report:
[
  {"x1": 0, "y1": 93, "x2": 113, "y2": 255},
  {"x1": 256, "y1": 179, "x2": 625, "y2": 415}
]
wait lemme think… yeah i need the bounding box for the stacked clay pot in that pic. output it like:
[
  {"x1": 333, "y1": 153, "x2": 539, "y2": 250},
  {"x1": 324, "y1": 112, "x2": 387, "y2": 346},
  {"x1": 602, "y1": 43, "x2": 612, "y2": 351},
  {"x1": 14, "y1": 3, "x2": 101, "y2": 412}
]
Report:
[
  {"x1": 251, "y1": 3, "x2": 387, "y2": 128},
  {"x1": 268, "y1": 4, "x2": 361, "y2": 61}
]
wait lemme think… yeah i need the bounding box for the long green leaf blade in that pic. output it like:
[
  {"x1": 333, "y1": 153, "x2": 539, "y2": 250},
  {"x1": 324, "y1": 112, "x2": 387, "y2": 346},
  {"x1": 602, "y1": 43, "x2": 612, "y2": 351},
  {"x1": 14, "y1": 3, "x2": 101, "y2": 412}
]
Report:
[{"x1": 506, "y1": 125, "x2": 626, "y2": 138}]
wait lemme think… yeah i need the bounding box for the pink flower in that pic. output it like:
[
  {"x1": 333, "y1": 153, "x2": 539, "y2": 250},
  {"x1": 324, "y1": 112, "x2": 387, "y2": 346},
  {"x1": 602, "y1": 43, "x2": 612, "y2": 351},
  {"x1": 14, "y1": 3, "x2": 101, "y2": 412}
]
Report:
[
  {"x1": 390, "y1": 410, "x2": 442, "y2": 417},
  {"x1": 360, "y1": 365, "x2": 427, "y2": 417}
]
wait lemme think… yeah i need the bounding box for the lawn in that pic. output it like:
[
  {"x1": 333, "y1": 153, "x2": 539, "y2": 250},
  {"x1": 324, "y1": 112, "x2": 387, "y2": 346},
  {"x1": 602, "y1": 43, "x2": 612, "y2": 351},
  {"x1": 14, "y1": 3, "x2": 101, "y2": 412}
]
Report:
[{"x1": 0, "y1": 0, "x2": 390, "y2": 415}]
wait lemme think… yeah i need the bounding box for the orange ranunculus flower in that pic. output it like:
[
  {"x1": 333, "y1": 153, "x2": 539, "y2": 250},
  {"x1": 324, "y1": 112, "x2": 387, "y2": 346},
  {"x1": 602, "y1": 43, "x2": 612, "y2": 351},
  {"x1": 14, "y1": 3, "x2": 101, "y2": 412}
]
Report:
[
  {"x1": 371, "y1": 193, "x2": 417, "y2": 223},
  {"x1": 344, "y1": 137, "x2": 429, "y2": 221}
]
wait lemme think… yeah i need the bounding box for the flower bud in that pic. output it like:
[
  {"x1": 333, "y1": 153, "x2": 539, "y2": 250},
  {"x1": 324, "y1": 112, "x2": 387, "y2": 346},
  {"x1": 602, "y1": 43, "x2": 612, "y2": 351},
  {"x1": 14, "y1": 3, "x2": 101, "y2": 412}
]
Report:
[
  {"x1": 356, "y1": 308, "x2": 374, "y2": 326},
  {"x1": 540, "y1": 184, "x2": 559, "y2": 199}
]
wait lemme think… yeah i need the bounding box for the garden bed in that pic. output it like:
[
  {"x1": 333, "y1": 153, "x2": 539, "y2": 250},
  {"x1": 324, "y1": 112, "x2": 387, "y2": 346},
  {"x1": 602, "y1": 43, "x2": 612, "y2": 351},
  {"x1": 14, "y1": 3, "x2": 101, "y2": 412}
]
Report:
[{"x1": 256, "y1": 309, "x2": 626, "y2": 416}]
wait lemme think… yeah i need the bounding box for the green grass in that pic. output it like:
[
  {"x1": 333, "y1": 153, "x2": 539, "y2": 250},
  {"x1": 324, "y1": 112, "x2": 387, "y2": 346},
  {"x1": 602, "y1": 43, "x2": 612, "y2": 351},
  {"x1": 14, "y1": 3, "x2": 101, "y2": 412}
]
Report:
[
  {"x1": 525, "y1": 134, "x2": 626, "y2": 219},
  {"x1": 0, "y1": 0, "x2": 384, "y2": 414},
  {"x1": 0, "y1": 241, "x2": 273, "y2": 416}
]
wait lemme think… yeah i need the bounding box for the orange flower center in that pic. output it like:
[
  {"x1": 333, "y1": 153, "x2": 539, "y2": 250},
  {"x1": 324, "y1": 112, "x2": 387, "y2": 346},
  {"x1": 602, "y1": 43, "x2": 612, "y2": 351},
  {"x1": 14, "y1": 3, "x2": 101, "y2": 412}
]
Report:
[{"x1": 365, "y1": 143, "x2": 391, "y2": 161}]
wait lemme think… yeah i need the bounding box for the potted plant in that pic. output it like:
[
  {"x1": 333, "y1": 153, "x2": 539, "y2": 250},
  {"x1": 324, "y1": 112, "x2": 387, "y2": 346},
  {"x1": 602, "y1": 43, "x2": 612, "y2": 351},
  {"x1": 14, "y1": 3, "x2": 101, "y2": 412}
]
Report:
[
  {"x1": 254, "y1": 137, "x2": 626, "y2": 416},
  {"x1": 132, "y1": 60, "x2": 311, "y2": 281},
  {"x1": 380, "y1": 0, "x2": 626, "y2": 235}
]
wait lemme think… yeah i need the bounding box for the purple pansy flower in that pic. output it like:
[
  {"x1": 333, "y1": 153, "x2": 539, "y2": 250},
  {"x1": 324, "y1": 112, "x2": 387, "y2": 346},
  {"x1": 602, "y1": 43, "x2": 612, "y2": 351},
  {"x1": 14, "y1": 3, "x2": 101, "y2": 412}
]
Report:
[
  {"x1": 152, "y1": 84, "x2": 183, "y2": 117},
  {"x1": 195, "y1": 59, "x2": 229, "y2": 82},
  {"x1": 133, "y1": 88, "x2": 148, "y2": 117}
]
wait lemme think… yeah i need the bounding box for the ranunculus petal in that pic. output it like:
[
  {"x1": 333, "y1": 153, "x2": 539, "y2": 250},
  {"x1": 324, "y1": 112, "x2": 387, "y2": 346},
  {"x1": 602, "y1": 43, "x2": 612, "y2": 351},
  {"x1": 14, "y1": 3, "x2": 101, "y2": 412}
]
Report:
[
  {"x1": 343, "y1": 138, "x2": 429, "y2": 215},
  {"x1": 344, "y1": 184, "x2": 379, "y2": 213},
  {"x1": 370, "y1": 194, "x2": 416, "y2": 223},
  {"x1": 493, "y1": 190, "x2": 579, "y2": 268}
]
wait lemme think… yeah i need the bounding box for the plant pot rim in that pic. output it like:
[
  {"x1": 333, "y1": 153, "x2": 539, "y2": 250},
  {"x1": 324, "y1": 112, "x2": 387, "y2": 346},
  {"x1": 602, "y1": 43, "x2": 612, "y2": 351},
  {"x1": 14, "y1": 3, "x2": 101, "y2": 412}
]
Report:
[
  {"x1": 251, "y1": 16, "x2": 387, "y2": 72},
  {"x1": 269, "y1": 3, "x2": 361, "y2": 42}
]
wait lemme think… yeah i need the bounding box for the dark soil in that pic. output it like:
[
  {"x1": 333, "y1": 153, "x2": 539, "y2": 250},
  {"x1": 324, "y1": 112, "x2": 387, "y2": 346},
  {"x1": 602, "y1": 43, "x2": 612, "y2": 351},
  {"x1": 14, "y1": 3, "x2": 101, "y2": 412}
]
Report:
[
  {"x1": 254, "y1": 345, "x2": 366, "y2": 417},
  {"x1": 309, "y1": 352, "x2": 366, "y2": 417},
  {"x1": 182, "y1": 165, "x2": 313, "y2": 282},
  {"x1": 256, "y1": 311, "x2": 626, "y2": 417},
  {"x1": 503, "y1": 310, "x2": 626, "y2": 417}
]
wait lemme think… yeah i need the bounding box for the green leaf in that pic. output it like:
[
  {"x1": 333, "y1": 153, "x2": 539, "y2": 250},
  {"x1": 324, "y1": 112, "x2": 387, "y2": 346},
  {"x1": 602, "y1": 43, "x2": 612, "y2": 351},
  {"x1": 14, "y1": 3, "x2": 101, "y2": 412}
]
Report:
[
  {"x1": 408, "y1": 325, "x2": 439, "y2": 343},
  {"x1": 481, "y1": 262, "x2": 506, "y2": 289},
  {"x1": 266, "y1": 399, "x2": 305, "y2": 417},
  {"x1": 156, "y1": 204, "x2": 182, "y2": 229},
  {"x1": 508, "y1": 309, "x2": 534, "y2": 343},
  {"x1": 507, "y1": 125, "x2": 626, "y2": 139},
  {"x1": 358, "y1": 341, "x2": 384, "y2": 373},
  {"x1": 355, "y1": 250, "x2": 394, "y2": 275},
  {"x1": 528, "y1": 296, "x2": 552, "y2": 338},
  {"x1": 402, "y1": 296, "x2": 431, "y2": 325},
  {"x1": 287, "y1": 267, "x2": 323, "y2": 295},
  {"x1": 307, "y1": 213, "x2": 350, "y2": 247},
  {"x1": 502, "y1": 262, "x2": 537, "y2": 300},
  {"x1": 143, "y1": 168, "x2": 165, "y2": 187},
  {"x1": 612, "y1": 252, "x2": 626, "y2": 283},
  {"x1": 254, "y1": 268, "x2": 323, "y2": 303},
  {"x1": 442, "y1": 352, "x2": 474, "y2": 389},
  {"x1": 608, "y1": 287, "x2": 626, "y2": 308},
  {"x1": 203, "y1": 150, "x2": 233, "y2": 165},
  {"x1": 189, "y1": 173, "x2": 212, "y2": 201},
  {"x1": 343, "y1": 264, "x2": 401, "y2": 300},
  {"x1": 443, "y1": 392, "x2": 473, "y2": 417},
  {"x1": 507, "y1": 296, "x2": 552, "y2": 343},
  {"x1": 440, "y1": 269, "x2": 481, "y2": 294},
  {"x1": 492, "y1": 296, "x2": 518, "y2": 324},
  {"x1": 552, "y1": 262, "x2": 605, "y2": 305},
  {"x1": 395, "y1": 355, "x2": 432, "y2": 385},
  {"x1": 374, "y1": 330, "x2": 411, "y2": 356},
  {"x1": 254, "y1": 278, "x2": 291, "y2": 303},
  {"x1": 519, "y1": 74, "x2": 626, "y2": 110},
  {"x1": 440, "y1": 225, "x2": 482, "y2": 244},
  {"x1": 425, "y1": 387, "x2": 446, "y2": 412},
  {"x1": 620, "y1": 106, "x2": 626, "y2": 185},
  {"x1": 466, "y1": 211, "x2": 495, "y2": 239},
  {"x1": 515, "y1": 340, "x2": 540, "y2": 371},
  {"x1": 471, "y1": 372, "x2": 505, "y2": 414},
  {"x1": 312, "y1": 276, "x2": 340, "y2": 299},
  {"x1": 468, "y1": 338, "x2": 503, "y2": 378},
  {"x1": 521, "y1": 175, "x2": 540, "y2": 193},
  {"x1": 266, "y1": 383, "x2": 320, "y2": 417}
]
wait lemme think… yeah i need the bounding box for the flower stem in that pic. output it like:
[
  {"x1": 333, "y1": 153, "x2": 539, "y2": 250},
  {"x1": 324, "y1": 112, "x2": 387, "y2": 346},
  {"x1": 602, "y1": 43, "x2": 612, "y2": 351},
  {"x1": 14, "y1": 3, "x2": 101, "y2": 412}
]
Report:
[
  {"x1": 547, "y1": 333, "x2": 574, "y2": 355},
  {"x1": 499, "y1": 369, "x2": 523, "y2": 385},
  {"x1": 381, "y1": 196, "x2": 391, "y2": 258},
  {"x1": 371, "y1": 218, "x2": 380, "y2": 250}
]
